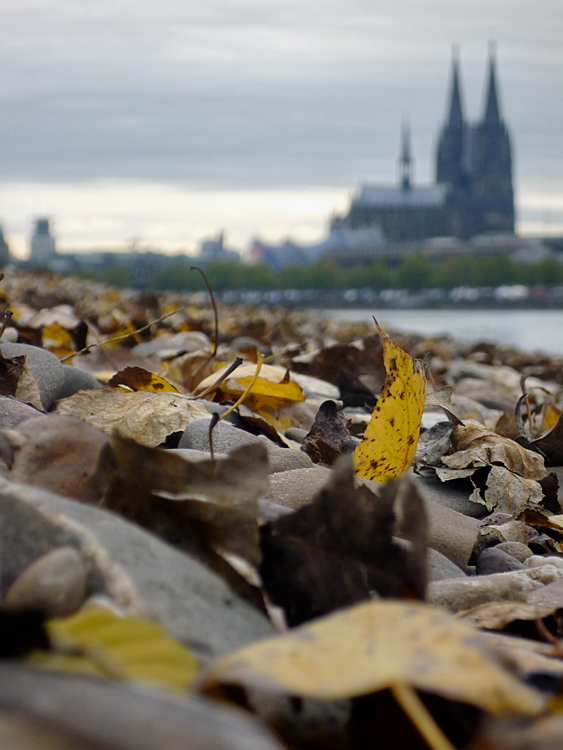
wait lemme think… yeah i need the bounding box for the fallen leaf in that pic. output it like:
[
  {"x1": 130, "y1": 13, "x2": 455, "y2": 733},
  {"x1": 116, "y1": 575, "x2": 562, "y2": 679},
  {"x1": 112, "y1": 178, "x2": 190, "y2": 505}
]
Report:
[
  {"x1": 260, "y1": 455, "x2": 427, "y2": 626},
  {"x1": 458, "y1": 601, "x2": 557, "y2": 630},
  {"x1": 55, "y1": 387, "x2": 209, "y2": 446},
  {"x1": 443, "y1": 420, "x2": 547, "y2": 480},
  {"x1": 520, "y1": 413, "x2": 563, "y2": 467},
  {"x1": 29, "y1": 607, "x2": 199, "y2": 692},
  {"x1": 354, "y1": 322, "x2": 427, "y2": 482},
  {"x1": 301, "y1": 400, "x2": 357, "y2": 465},
  {"x1": 108, "y1": 366, "x2": 183, "y2": 393},
  {"x1": 472, "y1": 465, "x2": 546, "y2": 514},
  {"x1": 200, "y1": 599, "x2": 545, "y2": 716},
  {"x1": 544, "y1": 404, "x2": 562, "y2": 432},
  {"x1": 0, "y1": 353, "x2": 25, "y2": 399},
  {"x1": 14, "y1": 358, "x2": 43, "y2": 410}
]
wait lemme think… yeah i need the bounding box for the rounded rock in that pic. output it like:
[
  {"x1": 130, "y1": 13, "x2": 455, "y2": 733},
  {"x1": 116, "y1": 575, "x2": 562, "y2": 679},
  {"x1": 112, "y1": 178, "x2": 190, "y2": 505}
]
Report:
[
  {"x1": 476, "y1": 547, "x2": 526, "y2": 575},
  {"x1": 495, "y1": 541, "x2": 533, "y2": 563},
  {"x1": 0, "y1": 342, "x2": 65, "y2": 410},
  {"x1": 4, "y1": 546, "x2": 87, "y2": 618},
  {"x1": 57, "y1": 365, "x2": 100, "y2": 400}
]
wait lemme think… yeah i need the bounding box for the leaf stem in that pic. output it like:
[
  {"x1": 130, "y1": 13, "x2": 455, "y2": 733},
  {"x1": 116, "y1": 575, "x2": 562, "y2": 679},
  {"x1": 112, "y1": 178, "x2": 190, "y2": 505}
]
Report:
[
  {"x1": 391, "y1": 682, "x2": 456, "y2": 750},
  {"x1": 190, "y1": 266, "x2": 219, "y2": 357}
]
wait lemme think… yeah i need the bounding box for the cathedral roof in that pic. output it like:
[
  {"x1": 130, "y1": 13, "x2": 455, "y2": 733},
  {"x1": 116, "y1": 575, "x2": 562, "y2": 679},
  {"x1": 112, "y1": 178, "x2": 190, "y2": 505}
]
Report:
[{"x1": 355, "y1": 183, "x2": 449, "y2": 208}]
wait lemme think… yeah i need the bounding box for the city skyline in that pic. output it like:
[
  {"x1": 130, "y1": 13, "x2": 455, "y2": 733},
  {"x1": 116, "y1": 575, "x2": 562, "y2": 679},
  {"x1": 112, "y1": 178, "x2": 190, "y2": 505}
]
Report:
[{"x1": 1, "y1": 0, "x2": 561, "y2": 258}]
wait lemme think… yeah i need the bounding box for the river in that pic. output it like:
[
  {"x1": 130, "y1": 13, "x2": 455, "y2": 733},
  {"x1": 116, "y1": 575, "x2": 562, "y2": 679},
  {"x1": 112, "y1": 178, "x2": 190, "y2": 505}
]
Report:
[{"x1": 318, "y1": 308, "x2": 563, "y2": 357}]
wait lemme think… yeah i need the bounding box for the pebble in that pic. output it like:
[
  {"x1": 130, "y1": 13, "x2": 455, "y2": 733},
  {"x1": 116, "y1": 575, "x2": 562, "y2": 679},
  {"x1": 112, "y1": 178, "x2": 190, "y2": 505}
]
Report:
[
  {"x1": 526, "y1": 555, "x2": 563, "y2": 570},
  {"x1": 495, "y1": 541, "x2": 534, "y2": 563},
  {"x1": 0, "y1": 342, "x2": 65, "y2": 410},
  {"x1": 57, "y1": 365, "x2": 100, "y2": 400},
  {"x1": 412, "y1": 471, "x2": 488, "y2": 519},
  {"x1": 3, "y1": 546, "x2": 87, "y2": 618},
  {"x1": 476, "y1": 547, "x2": 526, "y2": 575},
  {"x1": 428, "y1": 548, "x2": 467, "y2": 582},
  {"x1": 178, "y1": 419, "x2": 313, "y2": 473},
  {"x1": 428, "y1": 566, "x2": 563, "y2": 612}
]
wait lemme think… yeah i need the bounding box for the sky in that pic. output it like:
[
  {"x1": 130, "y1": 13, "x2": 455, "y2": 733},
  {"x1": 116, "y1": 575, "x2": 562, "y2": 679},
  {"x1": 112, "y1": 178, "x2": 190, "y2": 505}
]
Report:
[{"x1": 1, "y1": 0, "x2": 562, "y2": 259}]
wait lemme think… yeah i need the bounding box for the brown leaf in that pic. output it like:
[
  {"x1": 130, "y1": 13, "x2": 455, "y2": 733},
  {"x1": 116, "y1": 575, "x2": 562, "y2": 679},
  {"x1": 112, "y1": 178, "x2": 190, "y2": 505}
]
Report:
[
  {"x1": 14, "y1": 358, "x2": 43, "y2": 410},
  {"x1": 519, "y1": 412, "x2": 563, "y2": 467},
  {"x1": 458, "y1": 601, "x2": 557, "y2": 630},
  {"x1": 260, "y1": 455, "x2": 427, "y2": 626},
  {"x1": 8, "y1": 415, "x2": 109, "y2": 499},
  {"x1": 301, "y1": 400, "x2": 357, "y2": 466},
  {"x1": 472, "y1": 465, "x2": 546, "y2": 514},
  {"x1": 108, "y1": 366, "x2": 182, "y2": 393},
  {"x1": 55, "y1": 387, "x2": 209, "y2": 446},
  {"x1": 0, "y1": 354, "x2": 25, "y2": 399},
  {"x1": 443, "y1": 420, "x2": 547, "y2": 480}
]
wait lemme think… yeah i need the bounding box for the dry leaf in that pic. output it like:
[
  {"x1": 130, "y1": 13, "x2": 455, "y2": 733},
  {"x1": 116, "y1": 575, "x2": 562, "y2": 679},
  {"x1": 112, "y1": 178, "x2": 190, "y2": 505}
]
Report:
[
  {"x1": 474, "y1": 465, "x2": 546, "y2": 514},
  {"x1": 108, "y1": 366, "x2": 183, "y2": 394},
  {"x1": 14, "y1": 358, "x2": 43, "y2": 410},
  {"x1": 201, "y1": 599, "x2": 544, "y2": 716},
  {"x1": 55, "y1": 387, "x2": 209, "y2": 446},
  {"x1": 354, "y1": 322, "x2": 427, "y2": 482},
  {"x1": 443, "y1": 420, "x2": 546, "y2": 480},
  {"x1": 260, "y1": 456, "x2": 427, "y2": 626},
  {"x1": 301, "y1": 399, "x2": 357, "y2": 465},
  {"x1": 29, "y1": 607, "x2": 199, "y2": 692},
  {"x1": 458, "y1": 601, "x2": 557, "y2": 630}
]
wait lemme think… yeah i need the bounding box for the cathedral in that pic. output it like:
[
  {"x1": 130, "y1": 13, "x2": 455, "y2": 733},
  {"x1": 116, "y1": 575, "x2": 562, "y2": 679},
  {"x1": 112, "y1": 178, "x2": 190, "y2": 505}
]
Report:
[{"x1": 331, "y1": 45, "x2": 515, "y2": 243}]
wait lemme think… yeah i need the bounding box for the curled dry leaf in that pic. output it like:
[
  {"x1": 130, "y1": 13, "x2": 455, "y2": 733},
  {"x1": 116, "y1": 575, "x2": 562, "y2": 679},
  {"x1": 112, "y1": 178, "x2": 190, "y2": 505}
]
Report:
[
  {"x1": 354, "y1": 322, "x2": 427, "y2": 483},
  {"x1": 301, "y1": 399, "x2": 357, "y2": 465},
  {"x1": 473, "y1": 465, "x2": 546, "y2": 515},
  {"x1": 200, "y1": 599, "x2": 545, "y2": 716},
  {"x1": 458, "y1": 601, "x2": 558, "y2": 631},
  {"x1": 108, "y1": 366, "x2": 183, "y2": 393},
  {"x1": 443, "y1": 420, "x2": 547, "y2": 480},
  {"x1": 56, "y1": 387, "x2": 209, "y2": 447}
]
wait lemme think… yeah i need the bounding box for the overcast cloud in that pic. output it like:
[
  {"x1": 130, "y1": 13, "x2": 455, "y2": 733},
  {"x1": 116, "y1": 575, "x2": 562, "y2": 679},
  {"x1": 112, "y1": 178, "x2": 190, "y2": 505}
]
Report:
[{"x1": 1, "y1": 0, "x2": 562, "y2": 254}]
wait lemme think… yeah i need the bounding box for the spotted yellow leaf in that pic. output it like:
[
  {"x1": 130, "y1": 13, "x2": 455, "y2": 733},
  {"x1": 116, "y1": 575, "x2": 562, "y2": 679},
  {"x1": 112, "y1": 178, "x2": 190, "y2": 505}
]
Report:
[
  {"x1": 354, "y1": 321, "x2": 426, "y2": 482},
  {"x1": 28, "y1": 607, "x2": 199, "y2": 693},
  {"x1": 108, "y1": 366, "x2": 182, "y2": 393}
]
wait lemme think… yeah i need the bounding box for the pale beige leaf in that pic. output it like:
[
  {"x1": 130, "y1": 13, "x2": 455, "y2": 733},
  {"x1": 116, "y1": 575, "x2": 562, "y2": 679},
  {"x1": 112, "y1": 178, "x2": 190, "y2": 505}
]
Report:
[
  {"x1": 14, "y1": 359, "x2": 43, "y2": 410},
  {"x1": 56, "y1": 387, "x2": 209, "y2": 446},
  {"x1": 201, "y1": 600, "x2": 544, "y2": 716}
]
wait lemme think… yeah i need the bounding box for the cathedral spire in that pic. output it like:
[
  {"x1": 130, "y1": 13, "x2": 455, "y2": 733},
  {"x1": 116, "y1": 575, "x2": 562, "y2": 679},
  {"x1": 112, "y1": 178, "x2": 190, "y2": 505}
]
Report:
[
  {"x1": 398, "y1": 119, "x2": 412, "y2": 190},
  {"x1": 447, "y1": 45, "x2": 463, "y2": 127},
  {"x1": 483, "y1": 40, "x2": 501, "y2": 125}
]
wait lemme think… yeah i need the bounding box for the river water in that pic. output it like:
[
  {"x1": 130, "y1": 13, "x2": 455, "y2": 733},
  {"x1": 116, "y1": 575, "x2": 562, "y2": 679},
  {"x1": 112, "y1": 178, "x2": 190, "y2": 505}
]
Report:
[{"x1": 318, "y1": 308, "x2": 563, "y2": 356}]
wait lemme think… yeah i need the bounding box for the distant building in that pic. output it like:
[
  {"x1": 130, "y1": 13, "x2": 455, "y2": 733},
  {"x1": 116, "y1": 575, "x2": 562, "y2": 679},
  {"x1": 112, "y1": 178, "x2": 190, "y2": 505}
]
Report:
[
  {"x1": 30, "y1": 218, "x2": 57, "y2": 264},
  {"x1": 332, "y1": 44, "x2": 515, "y2": 243},
  {"x1": 197, "y1": 231, "x2": 240, "y2": 263},
  {"x1": 0, "y1": 226, "x2": 11, "y2": 265}
]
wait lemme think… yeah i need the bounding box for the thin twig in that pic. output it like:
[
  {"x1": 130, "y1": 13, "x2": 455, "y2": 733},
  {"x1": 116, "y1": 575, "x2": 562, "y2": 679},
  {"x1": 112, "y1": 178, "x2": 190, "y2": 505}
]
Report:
[
  {"x1": 190, "y1": 266, "x2": 219, "y2": 357},
  {"x1": 186, "y1": 356, "x2": 243, "y2": 401},
  {"x1": 218, "y1": 352, "x2": 264, "y2": 420},
  {"x1": 0, "y1": 309, "x2": 13, "y2": 339},
  {"x1": 535, "y1": 617, "x2": 563, "y2": 657},
  {"x1": 208, "y1": 412, "x2": 220, "y2": 460},
  {"x1": 59, "y1": 304, "x2": 188, "y2": 362}
]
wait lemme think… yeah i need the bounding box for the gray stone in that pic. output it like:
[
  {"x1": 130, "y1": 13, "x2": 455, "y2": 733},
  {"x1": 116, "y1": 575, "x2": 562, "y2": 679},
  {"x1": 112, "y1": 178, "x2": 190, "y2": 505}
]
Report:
[
  {"x1": 411, "y1": 472, "x2": 488, "y2": 519},
  {"x1": 0, "y1": 395, "x2": 45, "y2": 429},
  {"x1": 0, "y1": 342, "x2": 65, "y2": 410},
  {"x1": 476, "y1": 547, "x2": 526, "y2": 575},
  {"x1": 178, "y1": 419, "x2": 313, "y2": 474},
  {"x1": 57, "y1": 365, "x2": 100, "y2": 400},
  {"x1": 428, "y1": 548, "x2": 467, "y2": 582},
  {"x1": 428, "y1": 566, "x2": 563, "y2": 612},
  {"x1": 284, "y1": 427, "x2": 308, "y2": 444},
  {"x1": 495, "y1": 541, "x2": 533, "y2": 562},
  {"x1": 266, "y1": 466, "x2": 333, "y2": 509},
  {"x1": 0, "y1": 476, "x2": 274, "y2": 664}
]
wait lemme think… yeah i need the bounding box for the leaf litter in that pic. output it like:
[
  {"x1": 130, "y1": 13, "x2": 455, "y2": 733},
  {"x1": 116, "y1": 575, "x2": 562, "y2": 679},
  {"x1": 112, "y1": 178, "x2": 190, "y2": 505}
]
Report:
[{"x1": 4, "y1": 271, "x2": 563, "y2": 747}]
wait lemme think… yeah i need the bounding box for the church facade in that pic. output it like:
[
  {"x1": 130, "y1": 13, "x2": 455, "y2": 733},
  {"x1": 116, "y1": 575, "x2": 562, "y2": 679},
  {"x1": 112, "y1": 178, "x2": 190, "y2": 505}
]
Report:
[{"x1": 331, "y1": 46, "x2": 515, "y2": 242}]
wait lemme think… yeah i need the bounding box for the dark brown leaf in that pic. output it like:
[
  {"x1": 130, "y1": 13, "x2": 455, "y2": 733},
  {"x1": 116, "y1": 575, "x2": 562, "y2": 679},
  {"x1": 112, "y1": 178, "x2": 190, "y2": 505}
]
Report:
[{"x1": 301, "y1": 399, "x2": 357, "y2": 466}]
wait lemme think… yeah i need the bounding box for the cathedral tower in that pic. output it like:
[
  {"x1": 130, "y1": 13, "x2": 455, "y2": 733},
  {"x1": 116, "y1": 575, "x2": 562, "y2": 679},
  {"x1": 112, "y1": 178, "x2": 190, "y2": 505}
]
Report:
[{"x1": 436, "y1": 47, "x2": 467, "y2": 188}]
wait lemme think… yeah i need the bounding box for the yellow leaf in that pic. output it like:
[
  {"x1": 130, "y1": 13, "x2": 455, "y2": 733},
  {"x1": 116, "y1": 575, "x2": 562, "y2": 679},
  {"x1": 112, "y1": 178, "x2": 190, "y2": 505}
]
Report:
[
  {"x1": 544, "y1": 403, "x2": 562, "y2": 431},
  {"x1": 354, "y1": 322, "x2": 426, "y2": 482},
  {"x1": 29, "y1": 607, "x2": 199, "y2": 692},
  {"x1": 42, "y1": 322, "x2": 74, "y2": 357},
  {"x1": 201, "y1": 600, "x2": 544, "y2": 717},
  {"x1": 104, "y1": 321, "x2": 142, "y2": 347},
  {"x1": 108, "y1": 366, "x2": 183, "y2": 393}
]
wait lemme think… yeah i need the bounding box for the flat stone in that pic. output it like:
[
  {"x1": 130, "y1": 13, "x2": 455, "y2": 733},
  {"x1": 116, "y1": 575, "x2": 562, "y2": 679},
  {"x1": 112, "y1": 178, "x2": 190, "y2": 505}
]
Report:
[
  {"x1": 428, "y1": 566, "x2": 563, "y2": 612},
  {"x1": 527, "y1": 555, "x2": 563, "y2": 570},
  {"x1": 178, "y1": 419, "x2": 313, "y2": 474},
  {"x1": 0, "y1": 395, "x2": 45, "y2": 430},
  {"x1": 495, "y1": 541, "x2": 533, "y2": 562},
  {"x1": 266, "y1": 466, "x2": 334, "y2": 509},
  {"x1": 476, "y1": 547, "x2": 526, "y2": 575},
  {"x1": 57, "y1": 365, "x2": 100, "y2": 400},
  {"x1": 0, "y1": 342, "x2": 65, "y2": 410},
  {"x1": 4, "y1": 546, "x2": 87, "y2": 618},
  {"x1": 0, "y1": 476, "x2": 274, "y2": 665}
]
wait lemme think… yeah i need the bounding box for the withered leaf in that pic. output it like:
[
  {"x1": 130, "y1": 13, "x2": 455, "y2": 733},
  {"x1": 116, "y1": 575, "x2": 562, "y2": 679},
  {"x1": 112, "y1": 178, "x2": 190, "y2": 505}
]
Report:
[
  {"x1": 519, "y1": 412, "x2": 563, "y2": 467},
  {"x1": 55, "y1": 387, "x2": 209, "y2": 446},
  {"x1": 0, "y1": 354, "x2": 25, "y2": 399},
  {"x1": 443, "y1": 420, "x2": 547, "y2": 480},
  {"x1": 458, "y1": 601, "x2": 557, "y2": 630},
  {"x1": 470, "y1": 464, "x2": 547, "y2": 514},
  {"x1": 301, "y1": 400, "x2": 357, "y2": 466},
  {"x1": 260, "y1": 454, "x2": 427, "y2": 626},
  {"x1": 201, "y1": 599, "x2": 545, "y2": 716},
  {"x1": 9, "y1": 415, "x2": 109, "y2": 499}
]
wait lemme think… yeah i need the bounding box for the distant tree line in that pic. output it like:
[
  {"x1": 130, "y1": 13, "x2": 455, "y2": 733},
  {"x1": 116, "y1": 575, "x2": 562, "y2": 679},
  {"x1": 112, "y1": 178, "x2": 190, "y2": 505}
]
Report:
[{"x1": 73, "y1": 253, "x2": 563, "y2": 292}]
